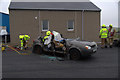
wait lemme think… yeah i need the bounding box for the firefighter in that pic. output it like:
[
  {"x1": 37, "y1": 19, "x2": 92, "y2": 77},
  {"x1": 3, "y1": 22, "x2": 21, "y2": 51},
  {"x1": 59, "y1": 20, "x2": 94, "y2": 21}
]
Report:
[
  {"x1": 19, "y1": 34, "x2": 30, "y2": 50},
  {"x1": 43, "y1": 31, "x2": 54, "y2": 49},
  {"x1": 43, "y1": 31, "x2": 54, "y2": 43},
  {"x1": 99, "y1": 24, "x2": 108, "y2": 48},
  {"x1": 108, "y1": 24, "x2": 116, "y2": 48}
]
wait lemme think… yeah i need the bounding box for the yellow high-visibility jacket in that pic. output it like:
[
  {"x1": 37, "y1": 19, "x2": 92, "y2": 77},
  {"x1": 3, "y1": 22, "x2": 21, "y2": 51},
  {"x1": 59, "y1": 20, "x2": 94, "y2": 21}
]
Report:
[
  {"x1": 100, "y1": 28, "x2": 108, "y2": 38},
  {"x1": 19, "y1": 35, "x2": 30, "y2": 41},
  {"x1": 43, "y1": 36, "x2": 49, "y2": 42}
]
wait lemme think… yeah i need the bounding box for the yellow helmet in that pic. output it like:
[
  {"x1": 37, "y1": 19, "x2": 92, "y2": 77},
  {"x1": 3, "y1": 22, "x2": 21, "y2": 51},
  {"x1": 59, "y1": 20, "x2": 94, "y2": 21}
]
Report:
[
  {"x1": 46, "y1": 31, "x2": 51, "y2": 36},
  {"x1": 102, "y1": 24, "x2": 106, "y2": 28},
  {"x1": 109, "y1": 24, "x2": 113, "y2": 28}
]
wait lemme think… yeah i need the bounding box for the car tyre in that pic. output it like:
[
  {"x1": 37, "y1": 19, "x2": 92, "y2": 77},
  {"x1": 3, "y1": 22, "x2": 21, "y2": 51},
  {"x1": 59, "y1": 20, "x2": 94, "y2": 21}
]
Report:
[
  {"x1": 69, "y1": 49, "x2": 80, "y2": 60},
  {"x1": 33, "y1": 45, "x2": 43, "y2": 54}
]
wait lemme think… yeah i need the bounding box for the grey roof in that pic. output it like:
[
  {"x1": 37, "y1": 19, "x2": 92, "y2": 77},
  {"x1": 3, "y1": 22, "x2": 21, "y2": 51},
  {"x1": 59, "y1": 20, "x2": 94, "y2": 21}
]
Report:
[{"x1": 9, "y1": 2, "x2": 101, "y2": 11}]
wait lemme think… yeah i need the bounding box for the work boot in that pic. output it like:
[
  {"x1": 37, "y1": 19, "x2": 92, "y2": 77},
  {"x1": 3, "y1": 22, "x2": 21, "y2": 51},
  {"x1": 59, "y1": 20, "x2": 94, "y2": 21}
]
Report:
[
  {"x1": 101, "y1": 46, "x2": 104, "y2": 49},
  {"x1": 24, "y1": 47, "x2": 28, "y2": 50},
  {"x1": 110, "y1": 45, "x2": 112, "y2": 48},
  {"x1": 21, "y1": 47, "x2": 23, "y2": 50},
  {"x1": 105, "y1": 45, "x2": 107, "y2": 48}
]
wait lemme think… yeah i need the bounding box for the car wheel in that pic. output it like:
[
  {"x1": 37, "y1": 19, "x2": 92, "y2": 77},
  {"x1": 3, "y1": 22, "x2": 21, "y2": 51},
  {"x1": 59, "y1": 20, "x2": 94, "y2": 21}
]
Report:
[
  {"x1": 33, "y1": 45, "x2": 43, "y2": 54},
  {"x1": 69, "y1": 49, "x2": 80, "y2": 60}
]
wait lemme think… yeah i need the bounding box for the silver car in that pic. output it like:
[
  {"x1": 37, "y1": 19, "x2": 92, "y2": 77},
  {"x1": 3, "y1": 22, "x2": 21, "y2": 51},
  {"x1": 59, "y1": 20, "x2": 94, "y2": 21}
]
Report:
[{"x1": 32, "y1": 37, "x2": 98, "y2": 60}]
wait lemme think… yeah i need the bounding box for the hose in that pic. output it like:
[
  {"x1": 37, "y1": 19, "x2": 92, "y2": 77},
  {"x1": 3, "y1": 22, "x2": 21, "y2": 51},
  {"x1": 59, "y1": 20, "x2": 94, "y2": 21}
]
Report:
[
  {"x1": 2, "y1": 44, "x2": 31, "y2": 55},
  {"x1": 3, "y1": 44, "x2": 65, "y2": 60}
]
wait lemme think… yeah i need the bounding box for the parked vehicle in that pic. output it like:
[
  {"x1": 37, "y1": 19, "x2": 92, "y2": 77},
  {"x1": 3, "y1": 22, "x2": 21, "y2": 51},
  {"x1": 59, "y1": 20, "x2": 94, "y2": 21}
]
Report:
[
  {"x1": 113, "y1": 39, "x2": 120, "y2": 47},
  {"x1": 32, "y1": 32, "x2": 98, "y2": 60},
  {"x1": 113, "y1": 31, "x2": 120, "y2": 47}
]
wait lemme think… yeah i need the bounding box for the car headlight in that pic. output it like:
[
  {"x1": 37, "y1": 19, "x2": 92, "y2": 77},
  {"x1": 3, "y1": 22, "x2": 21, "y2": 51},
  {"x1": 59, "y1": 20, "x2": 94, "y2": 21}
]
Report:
[{"x1": 85, "y1": 46, "x2": 91, "y2": 49}]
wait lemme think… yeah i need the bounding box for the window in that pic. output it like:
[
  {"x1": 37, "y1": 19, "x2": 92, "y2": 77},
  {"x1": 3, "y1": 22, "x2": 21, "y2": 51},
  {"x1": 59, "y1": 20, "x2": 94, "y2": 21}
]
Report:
[
  {"x1": 67, "y1": 20, "x2": 74, "y2": 31},
  {"x1": 42, "y1": 20, "x2": 49, "y2": 31}
]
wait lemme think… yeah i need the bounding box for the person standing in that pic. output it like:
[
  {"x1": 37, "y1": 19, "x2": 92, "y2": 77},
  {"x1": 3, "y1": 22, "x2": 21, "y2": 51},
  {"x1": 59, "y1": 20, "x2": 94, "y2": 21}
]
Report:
[
  {"x1": 108, "y1": 24, "x2": 116, "y2": 48},
  {"x1": 99, "y1": 24, "x2": 108, "y2": 48}
]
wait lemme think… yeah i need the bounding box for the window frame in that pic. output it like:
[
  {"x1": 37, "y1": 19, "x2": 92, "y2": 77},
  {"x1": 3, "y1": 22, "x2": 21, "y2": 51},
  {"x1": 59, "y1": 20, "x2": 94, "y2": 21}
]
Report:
[
  {"x1": 41, "y1": 20, "x2": 49, "y2": 31},
  {"x1": 67, "y1": 20, "x2": 74, "y2": 31}
]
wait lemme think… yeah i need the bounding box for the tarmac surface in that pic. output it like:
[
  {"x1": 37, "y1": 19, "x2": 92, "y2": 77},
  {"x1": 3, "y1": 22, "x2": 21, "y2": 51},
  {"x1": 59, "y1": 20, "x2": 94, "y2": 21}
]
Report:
[{"x1": 2, "y1": 46, "x2": 118, "y2": 78}]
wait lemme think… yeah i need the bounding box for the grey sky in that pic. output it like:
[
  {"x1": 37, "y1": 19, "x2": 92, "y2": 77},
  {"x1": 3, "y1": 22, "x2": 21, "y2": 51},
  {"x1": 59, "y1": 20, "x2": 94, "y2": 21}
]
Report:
[{"x1": 91, "y1": 0, "x2": 118, "y2": 27}]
